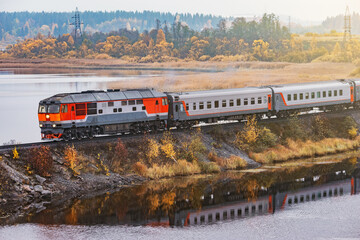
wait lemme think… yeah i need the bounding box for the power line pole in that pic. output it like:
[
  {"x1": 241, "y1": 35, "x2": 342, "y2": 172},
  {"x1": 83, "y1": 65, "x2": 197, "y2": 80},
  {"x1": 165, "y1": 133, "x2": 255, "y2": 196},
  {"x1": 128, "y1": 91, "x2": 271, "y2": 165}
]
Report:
[
  {"x1": 70, "y1": 7, "x2": 83, "y2": 42},
  {"x1": 343, "y1": 6, "x2": 351, "y2": 46}
]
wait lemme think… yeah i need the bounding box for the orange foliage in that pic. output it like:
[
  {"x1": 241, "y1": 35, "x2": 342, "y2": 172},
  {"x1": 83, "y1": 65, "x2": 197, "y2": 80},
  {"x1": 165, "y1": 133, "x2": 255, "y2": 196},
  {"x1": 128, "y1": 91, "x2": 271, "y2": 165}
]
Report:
[{"x1": 28, "y1": 145, "x2": 53, "y2": 177}]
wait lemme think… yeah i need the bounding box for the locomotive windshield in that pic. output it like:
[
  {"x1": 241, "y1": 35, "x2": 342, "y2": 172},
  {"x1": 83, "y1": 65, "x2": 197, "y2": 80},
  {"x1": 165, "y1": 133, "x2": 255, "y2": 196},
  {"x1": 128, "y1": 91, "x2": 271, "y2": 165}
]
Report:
[
  {"x1": 48, "y1": 105, "x2": 60, "y2": 113},
  {"x1": 38, "y1": 104, "x2": 60, "y2": 113}
]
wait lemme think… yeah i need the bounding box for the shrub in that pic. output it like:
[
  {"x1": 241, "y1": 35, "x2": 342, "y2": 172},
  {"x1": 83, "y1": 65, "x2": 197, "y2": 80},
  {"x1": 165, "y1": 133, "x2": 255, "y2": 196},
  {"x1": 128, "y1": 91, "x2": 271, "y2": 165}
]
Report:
[
  {"x1": 64, "y1": 145, "x2": 79, "y2": 175},
  {"x1": 348, "y1": 127, "x2": 358, "y2": 139},
  {"x1": 199, "y1": 161, "x2": 221, "y2": 173},
  {"x1": 146, "y1": 138, "x2": 160, "y2": 163},
  {"x1": 28, "y1": 146, "x2": 53, "y2": 177},
  {"x1": 160, "y1": 132, "x2": 177, "y2": 162},
  {"x1": 114, "y1": 138, "x2": 128, "y2": 163},
  {"x1": 132, "y1": 162, "x2": 148, "y2": 176},
  {"x1": 171, "y1": 160, "x2": 201, "y2": 176},
  {"x1": 253, "y1": 127, "x2": 278, "y2": 152},
  {"x1": 12, "y1": 147, "x2": 19, "y2": 159},
  {"x1": 235, "y1": 115, "x2": 260, "y2": 151}
]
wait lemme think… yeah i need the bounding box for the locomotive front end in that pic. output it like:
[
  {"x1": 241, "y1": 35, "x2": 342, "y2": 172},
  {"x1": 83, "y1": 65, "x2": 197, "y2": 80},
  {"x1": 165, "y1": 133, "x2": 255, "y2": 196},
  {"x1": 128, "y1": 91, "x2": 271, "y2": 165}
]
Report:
[{"x1": 38, "y1": 102, "x2": 64, "y2": 140}]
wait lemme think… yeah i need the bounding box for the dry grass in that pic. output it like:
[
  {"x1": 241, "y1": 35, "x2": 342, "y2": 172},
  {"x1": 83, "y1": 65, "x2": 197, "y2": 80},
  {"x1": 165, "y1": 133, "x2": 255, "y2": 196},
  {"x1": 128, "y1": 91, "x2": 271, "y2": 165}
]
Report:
[
  {"x1": 208, "y1": 152, "x2": 247, "y2": 170},
  {"x1": 108, "y1": 62, "x2": 356, "y2": 92},
  {"x1": 137, "y1": 160, "x2": 201, "y2": 179},
  {"x1": 250, "y1": 137, "x2": 360, "y2": 164}
]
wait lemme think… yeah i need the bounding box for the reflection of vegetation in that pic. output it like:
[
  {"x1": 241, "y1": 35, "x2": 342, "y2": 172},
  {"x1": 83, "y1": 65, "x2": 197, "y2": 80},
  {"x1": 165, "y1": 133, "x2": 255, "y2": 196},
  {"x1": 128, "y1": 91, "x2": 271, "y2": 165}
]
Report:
[{"x1": 24, "y1": 157, "x2": 358, "y2": 226}]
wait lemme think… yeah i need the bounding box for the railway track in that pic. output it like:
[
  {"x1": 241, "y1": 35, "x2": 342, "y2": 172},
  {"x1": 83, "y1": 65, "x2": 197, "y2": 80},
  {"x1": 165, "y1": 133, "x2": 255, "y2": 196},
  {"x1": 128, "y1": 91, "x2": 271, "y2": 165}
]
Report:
[{"x1": 1, "y1": 108, "x2": 358, "y2": 152}]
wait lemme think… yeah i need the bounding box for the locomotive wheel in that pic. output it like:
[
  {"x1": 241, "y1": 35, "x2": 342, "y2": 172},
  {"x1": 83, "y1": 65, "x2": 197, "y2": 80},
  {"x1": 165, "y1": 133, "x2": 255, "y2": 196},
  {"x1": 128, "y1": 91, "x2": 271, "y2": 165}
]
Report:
[
  {"x1": 88, "y1": 131, "x2": 94, "y2": 139},
  {"x1": 62, "y1": 132, "x2": 71, "y2": 141},
  {"x1": 76, "y1": 131, "x2": 83, "y2": 140}
]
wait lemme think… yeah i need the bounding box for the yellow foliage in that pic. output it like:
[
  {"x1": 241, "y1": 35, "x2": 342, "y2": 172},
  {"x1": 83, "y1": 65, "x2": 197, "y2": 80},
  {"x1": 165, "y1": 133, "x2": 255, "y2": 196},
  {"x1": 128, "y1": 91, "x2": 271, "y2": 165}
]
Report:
[
  {"x1": 160, "y1": 132, "x2": 177, "y2": 162},
  {"x1": 348, "y1": 127, "x2": 358, "y2": 140},
  {"x1": 235, "y1": 115, "x2": 259, "y2": 150},
  {"x1": 12, "y1": 147, "x2": 19, "y2": 159},
  {"x1": 64, "y1": 145, "x2": 81, "y2": 176},
  {"x1": 146, "y1": 138, "x2": 160, "y2": 163},
  {"x1": 252, "y1": 39, "x2": 269, "y2": 60}
]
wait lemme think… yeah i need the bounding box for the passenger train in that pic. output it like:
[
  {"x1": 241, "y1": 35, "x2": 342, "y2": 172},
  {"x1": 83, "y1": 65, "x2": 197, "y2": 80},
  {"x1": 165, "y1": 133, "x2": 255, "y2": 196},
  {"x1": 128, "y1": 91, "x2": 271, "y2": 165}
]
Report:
[{"x1": 38, "y1": 79, "x2": 360, "y2": 140}]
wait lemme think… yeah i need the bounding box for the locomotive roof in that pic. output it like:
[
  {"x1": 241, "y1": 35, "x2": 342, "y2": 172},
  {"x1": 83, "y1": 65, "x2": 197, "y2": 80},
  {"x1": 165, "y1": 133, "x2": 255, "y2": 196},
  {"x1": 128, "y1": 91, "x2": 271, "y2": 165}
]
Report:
[{"x1": 39, "y1": 89, "x2": 166, "y2": 104}]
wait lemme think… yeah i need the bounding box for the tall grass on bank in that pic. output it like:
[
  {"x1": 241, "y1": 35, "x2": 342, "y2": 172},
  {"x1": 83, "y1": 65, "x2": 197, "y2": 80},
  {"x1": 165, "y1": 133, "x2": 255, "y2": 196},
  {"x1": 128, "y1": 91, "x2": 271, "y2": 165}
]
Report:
[
  {"x1": 250, "y1": 137, "x2": 360, "y2": 164},
  {"x1": 133, "y1": 160, "x2": 202, "y2": 179}
]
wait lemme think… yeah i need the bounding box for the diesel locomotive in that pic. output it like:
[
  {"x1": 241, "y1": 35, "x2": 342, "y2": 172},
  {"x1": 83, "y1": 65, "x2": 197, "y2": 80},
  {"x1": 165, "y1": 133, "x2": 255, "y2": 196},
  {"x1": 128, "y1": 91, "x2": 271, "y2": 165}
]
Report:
[{"x1": 38, "y1": 79, "x2": 360, "y2": 140}]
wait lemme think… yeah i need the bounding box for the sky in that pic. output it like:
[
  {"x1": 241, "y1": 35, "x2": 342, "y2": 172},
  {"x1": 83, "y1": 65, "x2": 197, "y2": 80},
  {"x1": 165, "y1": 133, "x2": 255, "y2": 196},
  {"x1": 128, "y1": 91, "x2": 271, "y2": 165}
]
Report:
[{"x1": 0, "y1": 0, "x2": 359, "y2": 23}]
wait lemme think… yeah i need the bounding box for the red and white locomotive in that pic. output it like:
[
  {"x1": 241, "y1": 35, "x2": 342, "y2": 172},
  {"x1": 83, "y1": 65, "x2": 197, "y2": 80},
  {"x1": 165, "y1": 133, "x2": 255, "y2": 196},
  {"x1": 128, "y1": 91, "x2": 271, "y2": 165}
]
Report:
[{"x1": 38, "y1": 79, "x2": 360, "y2": 140}]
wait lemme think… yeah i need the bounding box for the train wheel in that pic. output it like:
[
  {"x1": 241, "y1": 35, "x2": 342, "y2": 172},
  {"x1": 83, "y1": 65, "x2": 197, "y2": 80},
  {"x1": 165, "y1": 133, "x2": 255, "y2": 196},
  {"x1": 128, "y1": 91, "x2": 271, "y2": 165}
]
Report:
[
  {"x1": 88, "y1": 131, "x2": 94, "y2": 139},
  {"x1": 76, "y1": 131, "x2": 83, "y2": 140},
  {"x1": 62, "y1": 132, "x2": 71, "y2": 141}
]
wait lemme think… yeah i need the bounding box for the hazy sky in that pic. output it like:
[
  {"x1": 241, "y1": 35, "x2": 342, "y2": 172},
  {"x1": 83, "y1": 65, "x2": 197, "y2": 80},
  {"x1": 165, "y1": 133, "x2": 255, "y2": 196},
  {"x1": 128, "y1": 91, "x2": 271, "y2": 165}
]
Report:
[{"x1": 1, "y1": 0, "x2": 359, "y2": 22}]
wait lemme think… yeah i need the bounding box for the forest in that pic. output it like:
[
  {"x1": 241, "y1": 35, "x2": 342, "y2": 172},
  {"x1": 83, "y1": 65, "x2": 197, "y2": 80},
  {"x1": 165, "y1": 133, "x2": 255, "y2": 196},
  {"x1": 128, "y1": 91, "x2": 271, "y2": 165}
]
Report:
[{"x1": 1, "y1": 13, "x2": 360, "y2": 65}]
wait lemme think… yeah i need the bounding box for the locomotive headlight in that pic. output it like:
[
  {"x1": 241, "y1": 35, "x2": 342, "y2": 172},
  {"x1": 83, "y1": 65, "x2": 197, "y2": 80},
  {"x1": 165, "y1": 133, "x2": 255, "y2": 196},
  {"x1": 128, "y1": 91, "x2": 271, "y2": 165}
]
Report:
[
  {"x1": 46, "y1": 114, "x2": 50, "y2": 119},
  {"x1": 52, "y1": 124, "x2": 56, "y2": 128},
  {"x1": 39, "y1": 124, "x2": 43, "y2": 128}
]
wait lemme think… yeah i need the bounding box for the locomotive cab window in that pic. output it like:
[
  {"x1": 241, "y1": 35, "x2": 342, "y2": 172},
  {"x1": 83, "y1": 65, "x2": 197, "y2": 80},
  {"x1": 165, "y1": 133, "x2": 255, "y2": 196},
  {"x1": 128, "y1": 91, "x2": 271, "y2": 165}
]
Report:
[
  {"x1": 162, "y1": 98, "x2": 168, "y2": 106},
  {"x1": 61, "y1": 105, "x2": 68, "y2": 113},
  {"x1": 39, "y1": 105, "x2": 47, "y2": 113},
  {"x1": 48, "y1": 105, "x2": 60, "y2": 113}
]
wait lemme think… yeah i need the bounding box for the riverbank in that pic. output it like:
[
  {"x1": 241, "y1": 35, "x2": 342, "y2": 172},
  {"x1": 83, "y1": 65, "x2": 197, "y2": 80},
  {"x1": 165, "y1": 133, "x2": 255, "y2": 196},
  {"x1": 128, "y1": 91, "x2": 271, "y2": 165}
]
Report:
[{"x1": 1, "y1": 112, "x2": 360, "y2": 223}]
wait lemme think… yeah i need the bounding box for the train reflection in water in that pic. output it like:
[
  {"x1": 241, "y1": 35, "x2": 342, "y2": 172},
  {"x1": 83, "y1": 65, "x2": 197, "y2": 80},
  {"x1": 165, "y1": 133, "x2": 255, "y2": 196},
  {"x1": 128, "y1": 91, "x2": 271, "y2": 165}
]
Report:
[
  {"x1": 181, "y1": 177, "x2": 357, "y2": 227},
  {"x1": 15, "y1": 159, "x2": 360, "y2": 227}
]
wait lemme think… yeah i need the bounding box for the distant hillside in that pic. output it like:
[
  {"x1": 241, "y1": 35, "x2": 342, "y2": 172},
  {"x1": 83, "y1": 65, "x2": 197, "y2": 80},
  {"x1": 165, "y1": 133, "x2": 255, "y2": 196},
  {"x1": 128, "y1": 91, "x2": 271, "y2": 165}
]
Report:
[{"x1": 0, "y1": 11, "x2": 222, "y2": 44}]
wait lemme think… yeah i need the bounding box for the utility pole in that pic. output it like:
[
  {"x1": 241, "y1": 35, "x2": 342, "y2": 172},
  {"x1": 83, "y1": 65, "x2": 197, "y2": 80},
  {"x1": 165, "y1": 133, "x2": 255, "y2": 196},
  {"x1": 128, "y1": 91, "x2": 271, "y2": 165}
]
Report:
[
  {"x1": 70, "y1": 7, "x2": 83, "y2": 42},
  {"x1": 343, "y1": 6, "x2": 352, "y2": 46}
]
